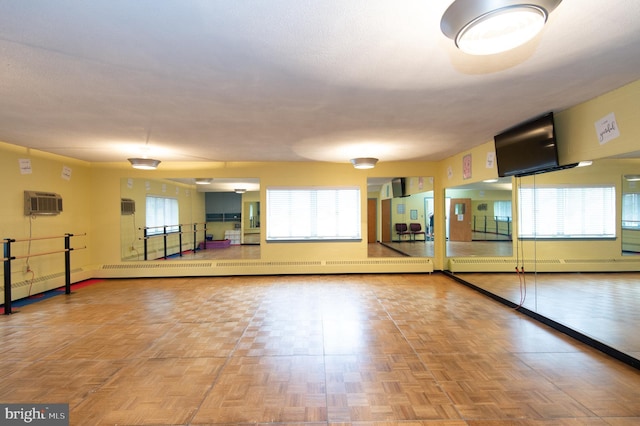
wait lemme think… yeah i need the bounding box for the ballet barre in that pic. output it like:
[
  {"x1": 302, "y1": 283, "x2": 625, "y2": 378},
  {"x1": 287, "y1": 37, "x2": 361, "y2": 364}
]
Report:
[{"x1": 3, "y1": 233, "x2": 86, "y2": 315}]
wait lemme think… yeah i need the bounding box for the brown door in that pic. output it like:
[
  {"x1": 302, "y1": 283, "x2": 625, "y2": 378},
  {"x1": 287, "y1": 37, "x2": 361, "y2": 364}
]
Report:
[
  {"x1": 367, "y1": 198, "x2": 377, "y2": 243},
  {"x1": 449, "y1": 198, "x2": 472, "y2": 242},
  {"x1": 381, "y1": 198, "x2": 392, "y2": 242}
]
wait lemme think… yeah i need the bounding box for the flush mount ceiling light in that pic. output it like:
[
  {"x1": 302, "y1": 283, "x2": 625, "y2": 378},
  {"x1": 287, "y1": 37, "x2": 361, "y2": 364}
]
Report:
[
  {"x1": 441, "y1": 0, "x2": 562, "y2": 55},
  {"x1": 129, "y1": 127, "x2": 161, "y2": 170},
  {"x1": 350, "y1": 157, "x2": 379, "y2": 169},
  {"x1": 234, "y1": 188, "x2": 246, "y2": 194},
  {"x1": 625, "y1": 175, "x2": 640, "y2": 182},
  {"x1": 128, "y1": 158, "x2": 161, "y2": 170},
  {"x1": 195, "y1": 178, "x2": 212, "y2": 185}
]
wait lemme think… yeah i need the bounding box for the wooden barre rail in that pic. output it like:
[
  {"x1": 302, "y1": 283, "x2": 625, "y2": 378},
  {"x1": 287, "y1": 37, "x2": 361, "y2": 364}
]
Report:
[
  {"x1": 3, "y1": 246, "x2": 87, "y2": 262},
  {"x1": 139, "y1": 223, "x2": 206, "y2": 230},
  {"x1": 5, "y1": 233, "x2": 87, "y2": 243},
  {"x1": 3, "y1": 233, "x2": 86, "y2": 315},
  {"x1": 142, "y1": 232, "x2": 195, "y2": 239},
  {"x1": 139, "y1": 223, "x2": 208, "y2": 261}
]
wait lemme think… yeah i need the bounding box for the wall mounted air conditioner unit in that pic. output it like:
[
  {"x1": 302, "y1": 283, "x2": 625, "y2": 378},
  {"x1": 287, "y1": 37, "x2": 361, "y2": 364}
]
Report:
[
  {"x1": 121, "y1": 198, "x2": 136, "y2": 215},
  {"x1": 24, "y1": 191, "x2": 63, "y2": 216}
]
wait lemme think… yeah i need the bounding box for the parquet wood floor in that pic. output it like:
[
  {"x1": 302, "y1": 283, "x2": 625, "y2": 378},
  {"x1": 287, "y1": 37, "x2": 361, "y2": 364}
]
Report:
[
  {"x1": 452, "y1": 272, "x2": 640, "y2": 361},
  {"x1": 1, "y1": 274, "x2": 639, "y2": 425}
]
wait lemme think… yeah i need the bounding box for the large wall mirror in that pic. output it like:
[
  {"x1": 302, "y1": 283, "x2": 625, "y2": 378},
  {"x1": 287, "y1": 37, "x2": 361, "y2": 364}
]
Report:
[
  {"x1": 445, "y1": 177, "x2": 513, "y2": 258},
  {"x1": 367, "y1": 176, "x2": 434, "y2": 258},
  {"x1": 120, "y1": 177, "x2": 260, "y2": 261},
  {"x1": 622, "y1": 171, "x2": 640, "y2": 256},
  {"x1": 446, "y1": 157, "x2": 640, "y2": 364}
]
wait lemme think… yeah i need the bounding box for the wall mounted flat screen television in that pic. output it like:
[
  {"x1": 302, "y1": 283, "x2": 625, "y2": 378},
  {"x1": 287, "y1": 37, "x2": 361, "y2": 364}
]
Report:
[
  {"x1": 391, "y1": 177, "x2": 408, "y2": 198},
  {"x1": 494, "y1": 112, "x2": 574, "y2": 177}
]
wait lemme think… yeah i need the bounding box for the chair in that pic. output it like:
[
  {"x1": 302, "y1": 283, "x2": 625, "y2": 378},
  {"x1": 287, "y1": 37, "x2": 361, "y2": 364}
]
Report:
[
  {"x1": 409, "y1": 223, "x2": 426, "y2": 242},
  {"x1": 395, "y1": 223, "x2": 411, "y2": 241}
]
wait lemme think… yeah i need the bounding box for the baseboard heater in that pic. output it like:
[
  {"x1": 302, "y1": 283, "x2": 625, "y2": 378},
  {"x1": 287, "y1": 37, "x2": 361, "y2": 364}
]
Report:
[{"x1": 448, "y1": 257, "x2": 640, "y2": 273}]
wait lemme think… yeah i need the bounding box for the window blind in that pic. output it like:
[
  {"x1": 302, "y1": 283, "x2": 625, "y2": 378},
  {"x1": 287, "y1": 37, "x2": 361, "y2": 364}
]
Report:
[
  {"x1": 518, "y1": 185, "x2": 615, "y2": 238},
  {"x1": 266, "y1": 187, "x2": 361, "y2": 241},
  {"x1": 146, "y1": 196, "x2": 180, "y2": 235},
  {"x1": 622, "y1": 193, "x2": 640, "y2": 229}
]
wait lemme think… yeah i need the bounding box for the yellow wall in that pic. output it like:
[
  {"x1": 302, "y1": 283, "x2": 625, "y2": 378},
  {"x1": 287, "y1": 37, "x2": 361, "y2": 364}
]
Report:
[
  {"x1": 439, "y1": 79, "x2": 640, "y2": 187},
  {"x1": 439, "y1": 79, "x2": 640, "y2": 269},
  {"x1": 0, "y1": 142, "x2": 92, "y2": 300},
  {"x1": 1, "y1": 79, "x2": 639, "y2": 297},
  {"x1": 84, "y1": 160, "x2": 438, "y2": 266},
  {"x1": 120, "y1": 177, "x2": 206, "y2": 260}
]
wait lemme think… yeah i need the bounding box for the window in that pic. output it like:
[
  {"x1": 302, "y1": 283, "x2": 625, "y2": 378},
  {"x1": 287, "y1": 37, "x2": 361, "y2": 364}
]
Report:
[
  {"x1": 266, "y1": 187, "x2": 361, "y2": 241},
  {"x1": 493, "y1": 200, "x2": 512, "y2": 219},
  {"x1": 518, "y1": 185, "x2": 615, "y2": 238},
  {"x1": 146, "y1": 196, "x2": 179, "y2": 235},
  {"x1": 622, "y1": 193, "x2": 640, "y2": 229}
]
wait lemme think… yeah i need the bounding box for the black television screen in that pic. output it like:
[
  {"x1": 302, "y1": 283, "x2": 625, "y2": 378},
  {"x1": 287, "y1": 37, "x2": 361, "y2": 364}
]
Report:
[
  {"x1": 494, "y1": 112, "x2": 561, "y2": 177},
  {"x1": 391, "y1": 177, "x2": 407, "y2": 198}
]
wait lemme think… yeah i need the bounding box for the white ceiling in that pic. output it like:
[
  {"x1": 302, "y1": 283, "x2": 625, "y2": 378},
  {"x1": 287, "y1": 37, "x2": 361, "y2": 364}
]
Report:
[{"x1": 1, "y1": 0, "x2": 639, "y2": 166}]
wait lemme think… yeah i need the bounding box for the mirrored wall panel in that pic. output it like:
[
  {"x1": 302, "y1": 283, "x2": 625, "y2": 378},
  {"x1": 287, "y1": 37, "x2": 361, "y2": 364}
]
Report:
[
  {"x1": 120, "y1": 177, "x2": 260, "y2": 261},
  {"x1": 367, "y1": 176, "x2": 434, "y2": 258},
  {"x1": 445, "y1": 178, "x2": 513, "y2": 257},
  {"x1": 447, "y1": 157, "x2": 640, "y2": 364}
]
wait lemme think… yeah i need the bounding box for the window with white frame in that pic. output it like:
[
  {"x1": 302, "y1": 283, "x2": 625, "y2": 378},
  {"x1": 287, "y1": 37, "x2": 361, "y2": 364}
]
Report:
[
  {"x1": 146, "y1": 196, "x2": 180, "y2": 235},
  {"x1": 266, "y1": 187, "x2": 361, "y2": 241},
  {"x1": 518, "y1": 185, "x2": 615, "y2": 238},
  {"x1": 622, "y1": 193, "x2": 640, "y2": 229}
]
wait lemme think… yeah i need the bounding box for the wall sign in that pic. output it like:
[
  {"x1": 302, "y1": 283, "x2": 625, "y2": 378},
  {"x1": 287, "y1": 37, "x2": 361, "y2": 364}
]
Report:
[
  {"x1": 486, "y1": 152, "x2": 495, "y2": 169},
  {"x1": 19, "y1": 159, "x2": 32, "y2": 174},
  {"x1": 463, "y1": 154, "x2": 472, "y2": 179},
  {"x1": 61, "y1": 165, "x2": 72, "y2": 180},
  {"x1": 595, "y1": 112, "x2": 620, "y2": 145}
]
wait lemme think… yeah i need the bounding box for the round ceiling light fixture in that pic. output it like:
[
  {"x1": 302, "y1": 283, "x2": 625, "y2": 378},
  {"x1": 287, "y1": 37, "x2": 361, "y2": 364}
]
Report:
[
  {"x1": 350, "y1": 157, "x2": 379, "y2": 169},
  {"x1": 195, "y1": 178, "x2": 212, "y2": 185},
  {"x1": 440, "y1": 0, "x2": 562, "y2": 55}
]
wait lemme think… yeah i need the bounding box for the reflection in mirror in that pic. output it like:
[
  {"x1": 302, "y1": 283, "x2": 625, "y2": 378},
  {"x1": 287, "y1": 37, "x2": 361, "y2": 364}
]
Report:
[
  {"x1": 367, "y1": 176, "x2": 434, "y2": 258},
  {"x1": 448, "y1": 158, "x2": 640, "y2": 367},
  {"x1": 622, "y1": 174, "x2": 640, "y2": 255},
  {"x1": 242, "y1": 199, "x2": 260, "y2": 245},
  {"x1": 120, "y1": 177, "x2": 260, "y2": 261},
  {"x1": 445, "y1": 177, "x2": 513, "y2": 257}
]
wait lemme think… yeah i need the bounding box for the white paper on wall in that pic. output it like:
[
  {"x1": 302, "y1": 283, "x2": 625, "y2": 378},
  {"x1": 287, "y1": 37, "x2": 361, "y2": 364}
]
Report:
[
  {"x1": 19, "y1": 159, "x2": 32, "y2": 174},
  {"x1": 595, "y1": 112, "x2": 620, "y2": 145},
  {"x1": 486, "y1": 152, "x2": 495, "y2": 169},
  {"x1": 61, "y1": 166, "x2": 72, "y2": 180}
]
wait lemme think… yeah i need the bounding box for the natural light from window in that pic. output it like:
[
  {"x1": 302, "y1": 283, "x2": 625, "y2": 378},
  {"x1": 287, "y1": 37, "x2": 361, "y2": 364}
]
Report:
[
  {"x1": 266, "y1": 187, "x2": 361, "y2": 241},
  {"x1": 146, "y1": 196, "x2": 180, "y2": 235},
  {"x1": 518, "y1": 185, "x2": 615, "y2": 238}
]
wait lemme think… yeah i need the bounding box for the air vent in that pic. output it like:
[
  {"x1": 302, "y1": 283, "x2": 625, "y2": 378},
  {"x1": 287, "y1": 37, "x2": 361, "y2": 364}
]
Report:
[
  {"x1": 121, "y1": 198, "x2": 136, "y2": 215},
  {"x1": 24, "y1": 191, "x2": 63, "y2": 216}
]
